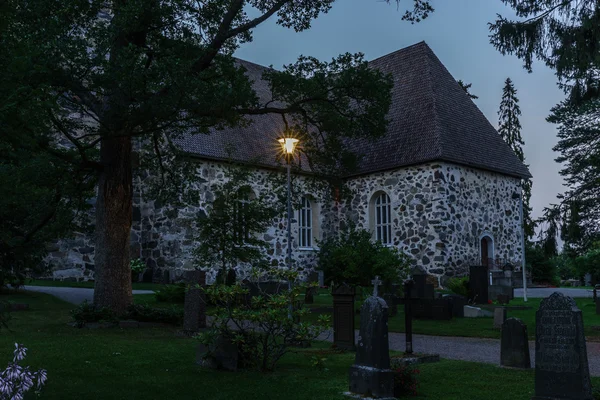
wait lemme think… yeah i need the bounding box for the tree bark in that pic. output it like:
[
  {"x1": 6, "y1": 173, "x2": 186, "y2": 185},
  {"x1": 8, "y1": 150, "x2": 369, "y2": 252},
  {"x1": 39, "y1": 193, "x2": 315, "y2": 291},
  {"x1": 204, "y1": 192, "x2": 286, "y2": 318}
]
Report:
[{"x1": 93, "y1": 134, "x2": 133, "y2": 315}]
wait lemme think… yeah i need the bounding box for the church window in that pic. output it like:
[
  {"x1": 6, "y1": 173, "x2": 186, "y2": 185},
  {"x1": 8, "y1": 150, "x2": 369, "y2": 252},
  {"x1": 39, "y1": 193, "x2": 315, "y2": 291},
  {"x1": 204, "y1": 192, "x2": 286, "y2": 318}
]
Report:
[
  {"x1": 373, "y1": 192, "x2": 392, "y2": 245},
  {"x1": 298, "y1": 196, "x2": 313, "y2": 249}
]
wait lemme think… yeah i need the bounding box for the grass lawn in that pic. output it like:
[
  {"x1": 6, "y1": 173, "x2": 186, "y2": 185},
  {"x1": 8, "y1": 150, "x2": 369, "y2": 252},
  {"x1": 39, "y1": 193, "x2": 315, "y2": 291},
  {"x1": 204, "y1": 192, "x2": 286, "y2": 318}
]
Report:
[
  {"x1": 25, "y1": 279, "x2": 163, "y2": 291},
  {"x1": 305, "y1": 290, "x2": 600, "y2": 340},
  {"x1": 3, "y1": 290, "x2": 598, "y2": 400}
]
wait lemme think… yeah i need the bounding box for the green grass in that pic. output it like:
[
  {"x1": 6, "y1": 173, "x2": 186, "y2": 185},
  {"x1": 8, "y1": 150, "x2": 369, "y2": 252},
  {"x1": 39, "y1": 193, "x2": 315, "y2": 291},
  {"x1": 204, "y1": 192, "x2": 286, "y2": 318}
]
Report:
[
  {"x1": 305, "y1": 292, "x2": 600, "y2": 339},
  {"x1": 25, "y1": 279, "x2": 163, "y2": 291},
  {"x1": 4, "y1": 290, "x2": 599, "y2": 399}
]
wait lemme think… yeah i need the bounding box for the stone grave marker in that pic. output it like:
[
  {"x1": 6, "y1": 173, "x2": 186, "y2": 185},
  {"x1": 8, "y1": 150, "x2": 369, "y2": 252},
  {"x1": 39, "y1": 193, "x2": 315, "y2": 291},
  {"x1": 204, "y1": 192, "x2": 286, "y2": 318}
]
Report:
[
  {"x1": 332, "y1": 284, "x2": 356, "y2": 351},
  {"x1": 347, "y1": 277, "x2": 394, "y2": 399},
  {"x1": 469, "y1": 265, "x2": 489, "y2": 304},
  {"x1": 183, "y1": 270, "x2": 207, "y2": 334},
  {"x1": 494, "y1": 307, "x2": 507, "y2": 329},
  {"x1": 532, "y1": 292, "x2": 592, "y2": 400},
  {"x1": 500, "y1": 318, "x2": 531, "y2": 369},
  {"x1": 442, "y1": 294, "x2": 466, "y2": 318}
]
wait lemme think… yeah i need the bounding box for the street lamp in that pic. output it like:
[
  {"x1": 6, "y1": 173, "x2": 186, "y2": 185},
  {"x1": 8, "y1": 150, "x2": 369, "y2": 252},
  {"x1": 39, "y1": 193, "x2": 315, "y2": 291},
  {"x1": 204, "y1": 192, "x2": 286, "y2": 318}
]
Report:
[{"x1": 278, "y1": 137, "x2": 299, "y2": 274}]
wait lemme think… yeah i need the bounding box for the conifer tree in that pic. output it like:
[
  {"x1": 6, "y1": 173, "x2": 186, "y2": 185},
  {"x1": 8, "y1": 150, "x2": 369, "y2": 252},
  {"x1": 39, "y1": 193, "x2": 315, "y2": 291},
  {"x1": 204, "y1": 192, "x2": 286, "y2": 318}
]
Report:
[
  {"x1": 498, "y1": 78, "x2": 534, "y2": 240},
  {"x1": 457, "y1": 80, "x2": 478, "y2": 100}
]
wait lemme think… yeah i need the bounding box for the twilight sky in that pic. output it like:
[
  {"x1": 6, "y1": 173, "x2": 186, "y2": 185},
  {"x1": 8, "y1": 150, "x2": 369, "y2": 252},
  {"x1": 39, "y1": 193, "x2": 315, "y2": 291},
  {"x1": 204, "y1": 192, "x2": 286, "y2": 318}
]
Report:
[{"x1": 234, "y1": 0, "x2": 566, "y2": 224}]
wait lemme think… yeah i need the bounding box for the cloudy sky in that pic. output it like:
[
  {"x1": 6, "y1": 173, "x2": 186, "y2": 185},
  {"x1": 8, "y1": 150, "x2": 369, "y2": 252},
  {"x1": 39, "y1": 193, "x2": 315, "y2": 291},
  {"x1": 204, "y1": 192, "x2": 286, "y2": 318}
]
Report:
[{"x1": 234, "y1": 0, "x2": 566, "y2": 223}]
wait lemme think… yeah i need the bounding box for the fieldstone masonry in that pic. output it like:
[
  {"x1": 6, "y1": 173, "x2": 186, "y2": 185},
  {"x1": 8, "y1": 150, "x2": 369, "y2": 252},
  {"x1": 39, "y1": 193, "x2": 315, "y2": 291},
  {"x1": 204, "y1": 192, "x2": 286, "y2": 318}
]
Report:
[{"x1": 44, "y1": 159, "x2": 524, "y2": 284}]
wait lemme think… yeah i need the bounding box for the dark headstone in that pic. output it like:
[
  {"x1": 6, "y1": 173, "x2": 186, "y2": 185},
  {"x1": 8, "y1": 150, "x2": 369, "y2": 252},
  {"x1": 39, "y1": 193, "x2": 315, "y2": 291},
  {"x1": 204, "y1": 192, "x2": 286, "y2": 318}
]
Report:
[
  {"x1": 332, "y1": 285, "x2": 356, "y2": 350},
  {"x1": 469, "y1": 266, "x2": 489, "y2": 304},
  {"x1": 500, "y1": 318, "x2": 531, "y2": 369},
  {"x1": 141, "y1": 268, "x2": 153, "y2": 283},
  {"x1": 196, "y1": 337, "x2": 239, "y2": 372},
  {"x1": 404, "y1": 280, "x2": 414, "y2": 354},
  {"x1": 304, "y1": 287, "x2": 315, "y2": 304},
  {"x1": 532, "y1": 292, "x2": 592, "y2": 400},
  {"x1": 493, "y1": 307, "x2": 507, "y2": 329},
  {"x1": 183, "y1": 270, "x2": 206, "y2": 333},
  {"x1": 410, "y1": 298, "x2": 452, "y2": 320},
  {"x1": 348, "y1": 295, "x2": 394, "y2": 398},
  {"x1": 443, "y1": 295, "x2": 466, "y2": 318},
  {"x1": 497, "y1": 294, "x2": 510, "y2": 305},
  {"x1": 596, "y1": 299, "x2": 600, "y2": 316}
]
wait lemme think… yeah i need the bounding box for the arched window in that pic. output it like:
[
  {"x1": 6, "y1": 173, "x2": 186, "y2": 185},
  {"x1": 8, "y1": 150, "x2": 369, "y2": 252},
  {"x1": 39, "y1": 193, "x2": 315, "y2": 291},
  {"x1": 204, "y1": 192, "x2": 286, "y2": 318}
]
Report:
[
  {"x1": 298, "y1": 196, "x2": 313, "y2": 249},
  {"x1": 373, "y1": 192, "x2": 392, "y2": 245}
]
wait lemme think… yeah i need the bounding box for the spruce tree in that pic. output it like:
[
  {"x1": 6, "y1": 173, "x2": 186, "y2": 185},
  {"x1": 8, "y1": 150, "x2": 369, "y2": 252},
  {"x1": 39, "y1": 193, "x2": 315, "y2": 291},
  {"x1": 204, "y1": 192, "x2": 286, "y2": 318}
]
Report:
[
  {"x1": 498, "y1": 78, "x2": 534, "y2": 240},
  {"x1": 457, "y1": 80, "x2": 478, "y2": 100}
]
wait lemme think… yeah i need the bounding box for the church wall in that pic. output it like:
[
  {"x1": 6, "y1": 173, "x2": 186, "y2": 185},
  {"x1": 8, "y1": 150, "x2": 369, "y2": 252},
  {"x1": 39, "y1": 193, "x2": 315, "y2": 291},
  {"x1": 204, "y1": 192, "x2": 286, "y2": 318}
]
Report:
[
  {"x1": 438, "y1": 163, "x2": 523, "y2": 273},
  {"x1": 342, "y1": 163, "x2": 449, "y2": 283},
  {"x1": 341, "y1": 162, "x2": 523, "y2": 285},
  {"x1": 42, "y1": 158, "x2": 523, "y2": 286}
]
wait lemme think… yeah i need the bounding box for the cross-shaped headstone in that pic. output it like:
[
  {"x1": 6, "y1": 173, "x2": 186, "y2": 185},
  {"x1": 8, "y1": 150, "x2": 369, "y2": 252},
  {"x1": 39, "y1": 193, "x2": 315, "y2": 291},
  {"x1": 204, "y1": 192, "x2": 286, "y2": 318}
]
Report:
[{"x1": 371, "y1": 276, "x2": 382, "y2": 297}]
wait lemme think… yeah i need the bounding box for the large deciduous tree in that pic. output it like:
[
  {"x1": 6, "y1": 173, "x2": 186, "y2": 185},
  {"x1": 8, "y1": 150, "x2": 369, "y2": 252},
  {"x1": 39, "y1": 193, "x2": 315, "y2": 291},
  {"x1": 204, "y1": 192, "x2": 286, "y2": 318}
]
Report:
[
  {"x1": 497, "y1": 77, "x2": 534, "y2": 240},
  {"x1": 4, "y1": 0, "x2": 433, "y2": 314}
]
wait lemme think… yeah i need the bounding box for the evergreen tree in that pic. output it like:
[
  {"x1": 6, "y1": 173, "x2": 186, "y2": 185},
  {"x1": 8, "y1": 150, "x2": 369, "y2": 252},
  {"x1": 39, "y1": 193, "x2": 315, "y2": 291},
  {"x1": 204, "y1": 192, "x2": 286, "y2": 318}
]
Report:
[
  {"x1": 457, "y1": 80, "x2": 478, "y2": 100},
  {"x1": 490, "y1": 1, "x2": 600, "y2": 253},
  {"x1": 1, "y1": 0, "x2": 434, "y2": 314},
  {"x1": 497, "y1": 78, "x2": 534, "y2": 240}
]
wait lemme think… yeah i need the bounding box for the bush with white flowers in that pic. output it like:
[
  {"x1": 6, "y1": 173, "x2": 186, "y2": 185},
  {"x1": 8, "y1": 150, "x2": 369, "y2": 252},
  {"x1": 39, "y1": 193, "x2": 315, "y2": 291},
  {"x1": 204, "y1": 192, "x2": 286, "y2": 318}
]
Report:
[{"x1": 0, "y1": 344, "x2": 47, "y2": 400}]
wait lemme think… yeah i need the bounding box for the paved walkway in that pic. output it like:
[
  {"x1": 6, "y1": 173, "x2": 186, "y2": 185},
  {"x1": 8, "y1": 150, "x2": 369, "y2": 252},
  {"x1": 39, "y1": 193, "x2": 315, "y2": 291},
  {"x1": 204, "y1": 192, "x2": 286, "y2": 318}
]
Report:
[
  {"x1": 514, "y1": 287, "x2": 593, "y2": 298},
  {"x1": 322, "y1": 331, "x2": 600, "y2": 376},
  {"x1": 23, "y1": 286, "x2": 154, "y2": 304}
]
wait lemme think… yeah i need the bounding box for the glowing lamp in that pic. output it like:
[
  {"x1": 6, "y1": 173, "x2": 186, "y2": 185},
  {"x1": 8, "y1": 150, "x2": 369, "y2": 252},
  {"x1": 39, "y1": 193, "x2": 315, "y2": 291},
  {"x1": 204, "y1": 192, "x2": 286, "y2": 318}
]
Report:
[{"x1": 278, "y1": 137, "x2": 299, "y2": 155}]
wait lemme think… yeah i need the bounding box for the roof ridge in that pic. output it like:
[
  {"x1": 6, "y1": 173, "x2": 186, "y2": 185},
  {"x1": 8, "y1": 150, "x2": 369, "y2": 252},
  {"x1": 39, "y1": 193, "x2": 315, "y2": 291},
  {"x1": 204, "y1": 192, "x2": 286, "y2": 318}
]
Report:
[{"x1": 367, "y1": 41, "x2": 428, "y2": 64}]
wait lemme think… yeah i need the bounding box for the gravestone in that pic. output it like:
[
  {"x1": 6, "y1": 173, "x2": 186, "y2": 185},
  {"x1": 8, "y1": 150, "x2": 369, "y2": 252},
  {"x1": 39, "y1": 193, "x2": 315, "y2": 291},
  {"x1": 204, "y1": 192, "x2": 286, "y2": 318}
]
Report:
[
  {"x1": 304, "y1": 287, "x2": 316, "y2": 304},
  {"x1": 332, "y1": 284, "x2": 356, "y2": 350},
  {"x1": 596, "y1": 299, "x2": 600, "y2": 316},
  {"x1": 532, "y1": 293, "x2": 592, "y2": 400},
  {"x1": 348, "y1": 277, "x2": 394, "y2": 399},
  {"x1": 500, "y1": 318, "x2": 531, "y2": 369},
  {"x1": 404, "y1": 280, "x2": 414, "y2": 354},
  {"x1": 469, "y1": 265, "x2": 489, "y2": 304},
  {"x1": 443, "y1": 294, "x2": 466, "y2": 318},
  {"x1": 183, "y1": 270, "x2": 207, "y2": 333},
  {"x1": 493, "y1": 307, "x2": 507, "y2": 329}
]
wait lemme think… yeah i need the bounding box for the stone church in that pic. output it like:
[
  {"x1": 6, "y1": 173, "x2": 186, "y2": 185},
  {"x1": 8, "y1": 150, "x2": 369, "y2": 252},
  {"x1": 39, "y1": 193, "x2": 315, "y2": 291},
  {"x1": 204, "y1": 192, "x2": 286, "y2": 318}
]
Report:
[{"x1": 45, "y1": 42, "x2": 531, "y2": 285}]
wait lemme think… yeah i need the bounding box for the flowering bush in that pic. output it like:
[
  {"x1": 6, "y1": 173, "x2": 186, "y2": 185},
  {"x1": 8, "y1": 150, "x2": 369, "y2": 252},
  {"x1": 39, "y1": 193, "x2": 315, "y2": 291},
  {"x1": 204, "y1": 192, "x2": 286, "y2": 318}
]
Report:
[
  {"x1": 393, "y1": 365, "x2": 419, "y2": 397},
  {"x1": 0, "y1": 344, "x2": 47, "y2": 400}
]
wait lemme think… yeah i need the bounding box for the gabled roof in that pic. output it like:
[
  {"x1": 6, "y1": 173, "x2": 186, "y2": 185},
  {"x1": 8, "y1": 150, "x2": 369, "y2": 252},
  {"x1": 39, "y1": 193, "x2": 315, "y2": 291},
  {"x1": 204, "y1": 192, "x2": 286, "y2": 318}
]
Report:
[{"x1": 175, "y1": 42, "x2": 531, "y2": 179}]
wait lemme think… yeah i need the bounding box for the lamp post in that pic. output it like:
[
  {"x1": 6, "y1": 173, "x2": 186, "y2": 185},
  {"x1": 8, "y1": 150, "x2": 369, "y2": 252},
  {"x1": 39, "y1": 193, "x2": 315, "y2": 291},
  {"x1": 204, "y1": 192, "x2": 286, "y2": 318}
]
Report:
[{"x1": 278, "y1": 136, "x2": 299, "y2": 302}]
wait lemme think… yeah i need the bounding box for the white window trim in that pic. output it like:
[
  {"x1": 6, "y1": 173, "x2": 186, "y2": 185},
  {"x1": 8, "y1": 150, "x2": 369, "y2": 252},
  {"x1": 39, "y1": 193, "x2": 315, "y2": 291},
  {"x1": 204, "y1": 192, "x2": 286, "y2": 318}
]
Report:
[
  {"x1": 374, "y1": 192, "x2": 393, "y2": 245},
  {"x1": 298, "y1": 196, "x2": 313, "y2": 249}
]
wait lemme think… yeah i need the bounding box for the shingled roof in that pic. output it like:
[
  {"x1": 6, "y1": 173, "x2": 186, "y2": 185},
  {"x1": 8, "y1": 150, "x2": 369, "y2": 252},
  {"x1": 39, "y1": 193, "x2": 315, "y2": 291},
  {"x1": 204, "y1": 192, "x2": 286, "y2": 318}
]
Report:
[{"x1": 175, "y1": 42, "x2": 531, "y2": 179}]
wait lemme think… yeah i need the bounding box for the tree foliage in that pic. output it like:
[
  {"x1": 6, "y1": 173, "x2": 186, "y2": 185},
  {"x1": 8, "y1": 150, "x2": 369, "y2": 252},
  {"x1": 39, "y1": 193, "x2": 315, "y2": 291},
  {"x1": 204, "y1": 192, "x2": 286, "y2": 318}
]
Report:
[
  {"x1": 457, "y1": 80, "x2": 478, "y2": 100},
  {"x1": 497, "y1": 77, "x2": 534, "y2": 240},
  {"x1": 1, "y1": 0, "x2": 434, "y2": 313},
  {"x1": 317, "y1": 224, "x2": 412, "y2": 288},
  {"x1": 193, "y1": 166, "x2": 280, "y2": 284}
]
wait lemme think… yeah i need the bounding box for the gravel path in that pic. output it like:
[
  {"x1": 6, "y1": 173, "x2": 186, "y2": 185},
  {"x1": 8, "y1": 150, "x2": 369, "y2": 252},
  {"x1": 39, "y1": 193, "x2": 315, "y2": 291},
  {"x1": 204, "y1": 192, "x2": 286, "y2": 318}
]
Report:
[
  {"x1": 23, "y1": 285, "x2": 154, "y2": 304},
  {"x1": 514, "y1": 287, "x2": 593, "y2": 298},
  {"x1": 322, "y1": 331, "x2": 600, "y2": 376}
]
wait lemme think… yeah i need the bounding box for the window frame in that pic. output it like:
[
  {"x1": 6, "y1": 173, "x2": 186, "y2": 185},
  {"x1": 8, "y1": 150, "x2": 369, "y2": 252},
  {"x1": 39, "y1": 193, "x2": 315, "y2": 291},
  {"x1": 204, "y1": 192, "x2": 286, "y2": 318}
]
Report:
[
  {"x1": 373, "y1": 192, "x2": 392, "y2": 246},
  {"x1": 298, "y1": 196, "x2": 313, "y2": 249}
]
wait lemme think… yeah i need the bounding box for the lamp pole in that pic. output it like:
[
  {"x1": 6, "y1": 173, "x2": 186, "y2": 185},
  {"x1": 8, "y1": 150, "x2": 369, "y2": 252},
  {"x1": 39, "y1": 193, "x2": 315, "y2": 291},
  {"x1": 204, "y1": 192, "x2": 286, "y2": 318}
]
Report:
[
  {"x1": 519, "y1": 190, "x2": 528, "y2": 302},
  {"x1": 278, "y1": 136, "x2": 299, "y2": 319},
  {"x1": 286, "y1": 158, "x2": 292, "y2": 287}
]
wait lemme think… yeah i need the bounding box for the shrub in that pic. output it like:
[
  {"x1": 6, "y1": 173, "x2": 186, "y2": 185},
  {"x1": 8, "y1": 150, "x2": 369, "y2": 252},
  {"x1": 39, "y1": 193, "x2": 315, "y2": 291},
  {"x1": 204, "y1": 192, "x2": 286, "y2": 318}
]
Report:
[
  {"x1": 447, "y1": 277, "x2": 469, "y2": 297},
  {"x1": 198, "y1": 279, "x2": 329, "y2": 372},
  {"x1": 0, "y1": 344, "x2": 47, "y2": 399},
  {"x1": 70, "y1": 300, "x2": 117, "y2": 328},
  {"x1": 393, "y1": 365, "x2": 420, "y2": 397},
  {"x1": 155, "y1": 283, "x2": 186, "y2": 303},
  {"x1": 130, "y1": 258, "x2": 146, "y2": 275},
  {"x1": 317, "y1": 224, "x2": 412, "y2": 288},
  {"x1": 124, "y1": 304, "x2": 183, "y2": 325}
]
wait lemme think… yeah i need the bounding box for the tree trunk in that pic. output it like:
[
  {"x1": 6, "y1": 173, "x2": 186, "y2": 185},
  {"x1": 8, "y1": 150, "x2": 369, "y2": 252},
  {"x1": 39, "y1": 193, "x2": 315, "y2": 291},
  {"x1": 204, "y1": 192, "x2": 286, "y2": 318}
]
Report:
[{"x1": 93, "y1": 135, "x2": 133, "y2": 315}]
